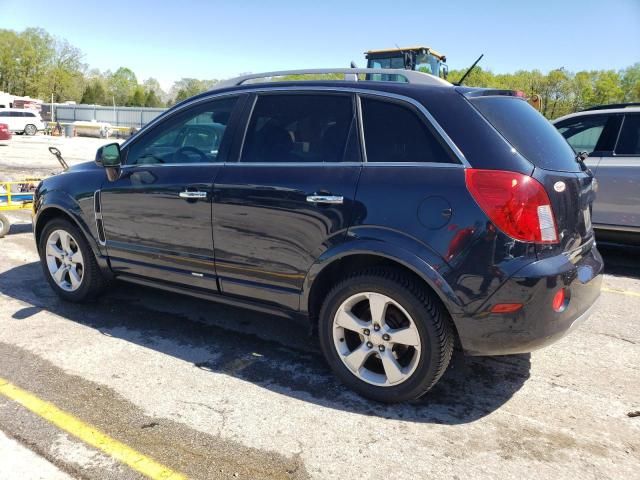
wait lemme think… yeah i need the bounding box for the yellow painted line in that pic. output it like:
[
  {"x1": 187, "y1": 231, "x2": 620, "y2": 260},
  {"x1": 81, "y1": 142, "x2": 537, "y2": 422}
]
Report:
[
  {"x1": 0, "y1": 377, "x2": 186, "y2": 480},
  {"x1": 602, "y1": 287, "x2": 640, "y2": 298}
]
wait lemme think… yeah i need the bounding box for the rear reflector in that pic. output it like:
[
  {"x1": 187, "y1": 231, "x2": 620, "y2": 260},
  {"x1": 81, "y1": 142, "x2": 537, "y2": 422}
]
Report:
[
  {"x1": 491, "y1": 303, "x2": 523, "y2": 313},
  {"x1": 465, "y1": 169, "x2": 559, "y2": 244},
  {"x1": 552, "y1": 288, "x2": 568, "y2": 312}
]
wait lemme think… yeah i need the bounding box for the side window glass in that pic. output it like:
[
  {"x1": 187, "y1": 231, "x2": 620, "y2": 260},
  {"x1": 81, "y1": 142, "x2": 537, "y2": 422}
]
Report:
[
  {"x1": 126, "y1": 97, "x2": 238, "y2": 165},
  {"x1": 615, "y1": 115, "x2": 640, "y2": 155},
  {"x1": 241, "y1": 94, "x2": 358, "y2": 163},
  {"x1": 557, "y1": 116, "x2": 609, "y2": 154},
  {"x1": 360, "y1": 97, "x2": 451, "y2": 163}
]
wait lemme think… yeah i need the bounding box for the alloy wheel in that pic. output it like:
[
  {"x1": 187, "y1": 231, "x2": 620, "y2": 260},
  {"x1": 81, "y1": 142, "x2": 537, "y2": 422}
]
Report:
[
  {"x1": 45, "y1": 229, "x2": 84, "y2": 292},
  {"x1": 332, "y1": 292, "x2": 422, "y2": 387}
]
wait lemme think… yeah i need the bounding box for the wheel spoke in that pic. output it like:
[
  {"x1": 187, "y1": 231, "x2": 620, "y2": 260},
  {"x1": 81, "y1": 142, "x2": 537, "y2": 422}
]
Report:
[
  {"x1": 46, "y1": 243, "x2": 64, "y2": 259},
  {"x1": 70, "y1": 250, "x2": 83, "y2": 264},
  {"x1": 344, "y1": 344, "x2": 372, "y2": 372},
  {"x1": 389, "y1": 325, "x2": 420, "y2": 347},
  {"x1": 59, "y1": 231, "x2": 71, "y2": 254},
  {"x1": 335, "y1": 308, "x2": 369, "y2": 333},
  {"x1": 380, "y1": 349, "x2": 404, "y2": 384},
  {"x1": 68, "y1": 266, "x2": 82, "y2": 288},
  {"x1": 53, "y1": 265, "x2": 68, "y2": 284},
  {"x1": 368, "y1": 293, "x2": 389, "y2": 326}
]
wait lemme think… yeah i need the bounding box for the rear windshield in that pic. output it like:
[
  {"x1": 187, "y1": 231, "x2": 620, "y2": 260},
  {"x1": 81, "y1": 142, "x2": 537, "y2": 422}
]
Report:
[{"x1": 469, "y1": 96, "x2": 580, "y2": 172}]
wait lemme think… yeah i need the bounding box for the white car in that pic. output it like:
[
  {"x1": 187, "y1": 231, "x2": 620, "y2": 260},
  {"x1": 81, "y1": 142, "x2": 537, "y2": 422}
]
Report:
[{"x1": 0, "y1": 108, "x2": 45, "y2": 135}]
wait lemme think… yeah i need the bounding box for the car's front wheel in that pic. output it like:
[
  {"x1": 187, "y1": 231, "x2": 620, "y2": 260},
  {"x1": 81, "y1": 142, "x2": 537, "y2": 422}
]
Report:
[
  {"x1": 38, "y1": 218, "x2": 106, "y2": 302},
  {"x1": 319, "y1": 267, "x2": 454, "y2": 403},
  {"x1": 24, "y1": 124, "x2": 37, "y2": 136}
]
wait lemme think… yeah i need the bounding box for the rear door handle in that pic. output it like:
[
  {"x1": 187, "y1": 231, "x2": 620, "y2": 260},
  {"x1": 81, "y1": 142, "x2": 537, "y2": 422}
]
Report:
[
  {"x1": 306, "y1": 195, "x2": 344, "y2": 205},
  {"x1": 179, "y1": 191, "x2": 208, "y2": 199}
]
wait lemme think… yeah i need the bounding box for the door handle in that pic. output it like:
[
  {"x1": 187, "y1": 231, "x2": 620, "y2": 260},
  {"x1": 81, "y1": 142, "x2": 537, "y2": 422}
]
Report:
[
  {"x1": 179, "y1": 191, "x2": 208, "y2": 199},
  {"x1": 306, "y1": 195, "x2": 344, "y2": 205}
]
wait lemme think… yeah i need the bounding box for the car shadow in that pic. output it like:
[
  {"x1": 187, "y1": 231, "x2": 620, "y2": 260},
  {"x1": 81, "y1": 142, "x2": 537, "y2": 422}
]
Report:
[
  {"x1": 0, "y1": 261, "x2": 531, "y2": 425},
  {"x1": 598, "y1": 244, "x2": 640, "y2": 280}
]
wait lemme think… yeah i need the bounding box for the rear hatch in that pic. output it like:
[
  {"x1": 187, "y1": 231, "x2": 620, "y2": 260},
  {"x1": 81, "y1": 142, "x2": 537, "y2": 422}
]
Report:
[{"x1": 465, "y1": 92, "x2": 596, "y2": 255}]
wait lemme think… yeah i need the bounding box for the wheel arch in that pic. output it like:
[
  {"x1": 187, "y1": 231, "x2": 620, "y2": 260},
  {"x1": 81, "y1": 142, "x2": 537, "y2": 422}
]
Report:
[{"x1": 303, "y1": 239, "x2": 463, "y2": 331}]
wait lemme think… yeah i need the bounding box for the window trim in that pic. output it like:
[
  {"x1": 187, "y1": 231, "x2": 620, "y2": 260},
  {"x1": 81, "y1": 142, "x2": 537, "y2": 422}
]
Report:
[
  {"x1": 121, "y1": 86, "x2": 469, "y2": 168},
  {"x1": 236, "y1": 91, "x2": 361, "y2": 165}
]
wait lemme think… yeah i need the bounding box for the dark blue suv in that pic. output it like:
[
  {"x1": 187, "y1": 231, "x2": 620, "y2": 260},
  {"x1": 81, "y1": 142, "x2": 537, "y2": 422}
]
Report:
[{"x1": 33, "y1": 69, "x2": 603, "y2": 403}]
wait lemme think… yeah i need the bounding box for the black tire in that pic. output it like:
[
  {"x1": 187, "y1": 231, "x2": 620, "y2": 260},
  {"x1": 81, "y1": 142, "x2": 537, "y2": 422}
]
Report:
[
  {"x1": 38, "y1": 218, "x2": 106, "y2": 302},
  {"x1": 0, "y1": 214, "x2": 10, "y2": 238},
  {"x1": 24, "y1": 124, "x2": 37, "y2": 136},
  {"x1": 318, "y1": 267, "x2": 454, "y2": 403}
]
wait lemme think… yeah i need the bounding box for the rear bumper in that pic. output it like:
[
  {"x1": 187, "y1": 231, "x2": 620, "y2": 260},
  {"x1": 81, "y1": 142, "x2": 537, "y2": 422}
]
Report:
[{"x1": 453, "y1": 245, "x2": 603, "y2": 356}]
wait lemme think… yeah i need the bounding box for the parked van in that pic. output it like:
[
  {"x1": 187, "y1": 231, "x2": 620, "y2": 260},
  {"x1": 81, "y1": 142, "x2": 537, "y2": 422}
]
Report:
[{"x1": 0, "y1": 108, "x2": 45, "y2": 135}]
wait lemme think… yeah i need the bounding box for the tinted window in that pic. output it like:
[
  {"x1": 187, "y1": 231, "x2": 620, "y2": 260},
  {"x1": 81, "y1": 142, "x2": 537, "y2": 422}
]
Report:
[
  {"x1": 241, "y1": 94, "x2": 357, "y2": 163},
  {"x1": 127, "y1": 96, "x2": 237, "y2": 165},
  {"x1": 471, "y1": 96, "x2": 580, "y2": 172},
  {"x1": 361, "y1": 97, "x2": 451, "y2": 163},
  {"x1": 0, "y1": 112, "x2": 7, "y2": 117},
  {"x1": 25, "y1": 112, "x2": 36, "y2": 117},
  {"x1": 10, "y1": 112, "x2": 21, "y2": 117},
  {"x1": 615, "y1": 115, "x2": 640, "y2": 155},
  {"x1": 556, "y1": 116, "x2": 607, "y2": 153}
]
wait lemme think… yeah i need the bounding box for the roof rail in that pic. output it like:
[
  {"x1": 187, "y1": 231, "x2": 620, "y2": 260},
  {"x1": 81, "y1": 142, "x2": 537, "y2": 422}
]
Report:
[
  {"x1": 583, "y1": 102, "x2": 640, "y2": 111},
  {"x1": 212, "y1": 68, "x2": 451, "y2": 90}
]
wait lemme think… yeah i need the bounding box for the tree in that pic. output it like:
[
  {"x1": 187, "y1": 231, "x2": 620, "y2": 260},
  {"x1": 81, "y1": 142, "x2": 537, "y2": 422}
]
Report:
[
  {"x1": 38, "y1": 38, "x2": 85, "y2": 102},
  {"x1": 126, "y1": 85, "x2": 145, "y2": 106},
  {"x1": 144, "y1": 89, "x2": 162, "y2": 107},
  {"x1": 107, "y1": 67, "x2": 138, "y2": 105},
  {"x1": 168, "y1": 78, "x2": 218, "y2": 105},
  {"x1": 80, "y1": 79, "x2": 107, "y2": 105}
]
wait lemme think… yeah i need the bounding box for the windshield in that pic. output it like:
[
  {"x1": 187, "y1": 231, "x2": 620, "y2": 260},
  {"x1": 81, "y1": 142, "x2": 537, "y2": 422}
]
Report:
[{"x1": 415, "y1": 53, "x2": 440, "y2": 76}]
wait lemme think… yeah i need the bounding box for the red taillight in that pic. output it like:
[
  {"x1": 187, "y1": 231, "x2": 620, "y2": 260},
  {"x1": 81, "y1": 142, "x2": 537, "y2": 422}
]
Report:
[{"x1": 465, "y1": 169, "x2": 558, "y2": 244}]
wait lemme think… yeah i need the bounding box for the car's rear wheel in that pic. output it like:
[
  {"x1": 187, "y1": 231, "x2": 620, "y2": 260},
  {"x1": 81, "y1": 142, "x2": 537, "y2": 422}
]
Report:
[
  {"x1": 39, "y1": 218, "x2": 106, "y2": 302},
  {"x1": 319, "y1": 267, "x2": 454, "y2": 403},
  {"x1": 24, "y1": 124, "x2": 37, "y2": 136}
]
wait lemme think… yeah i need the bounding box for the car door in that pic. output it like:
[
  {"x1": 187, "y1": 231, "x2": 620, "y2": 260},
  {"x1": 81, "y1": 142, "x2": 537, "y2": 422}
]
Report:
[
  {"x1": 594, "y1": 113, "x2": 640, "y2": 230},
  {"x1": 555, "y1": 113, "x2": 623, "y2": 227},
  {"x1": 213, "y1": 91, "x2": 362, "y2": 310},
  {"x1": 100, "y1": 94, "x2": 245, "y2": 290}
]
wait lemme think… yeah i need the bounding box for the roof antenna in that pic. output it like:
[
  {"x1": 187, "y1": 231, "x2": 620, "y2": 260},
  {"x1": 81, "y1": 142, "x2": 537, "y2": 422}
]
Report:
[{"x1": 456, "y1": 54, "x2": 484, "y2": 86}]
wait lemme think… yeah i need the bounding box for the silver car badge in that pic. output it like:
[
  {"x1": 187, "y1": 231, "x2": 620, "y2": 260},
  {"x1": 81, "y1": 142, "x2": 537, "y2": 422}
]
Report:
[{"x1": 553, "y1": 181, "x2": 566, "y2": 192}]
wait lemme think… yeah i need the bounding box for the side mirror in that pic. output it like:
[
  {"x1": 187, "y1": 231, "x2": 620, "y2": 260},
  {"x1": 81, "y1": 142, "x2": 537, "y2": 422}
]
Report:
[
  {"x1": 95, "y1": 143, "x2": 122, "y2": 182},
  {"x1": 96, "y1": 143, "x2": 121, "y2": 168}
]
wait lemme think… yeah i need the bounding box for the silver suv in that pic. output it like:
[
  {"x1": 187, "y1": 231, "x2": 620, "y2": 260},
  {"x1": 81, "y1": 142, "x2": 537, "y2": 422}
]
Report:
[{"x1": 554, "y1": 104, "x2": 640, "y2": 243}]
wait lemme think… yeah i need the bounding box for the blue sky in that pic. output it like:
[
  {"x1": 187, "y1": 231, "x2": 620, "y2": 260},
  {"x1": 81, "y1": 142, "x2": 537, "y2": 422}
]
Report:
[{"x1": 2, "y1": 0, "x2": 639, "y2": 89}]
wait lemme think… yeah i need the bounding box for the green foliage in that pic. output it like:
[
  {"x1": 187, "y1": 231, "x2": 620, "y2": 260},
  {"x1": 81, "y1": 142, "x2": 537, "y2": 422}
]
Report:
[
  {"x1": 126, "y1": 85, "x2": 146, "y2": 106},
  {"x1": 448, "y1": 64, "x2": 639, "y2": 119},
  {"x1": 144, "y1": 89, "x2": 162, "y2": 107},
  {"x1": 80, "y1": 79, "x2": 108, "y2": 105},
  {"x1": 107, "y1": 67, "x2": 138, "y2": 105},
  {"x1": 168, "y1": 78, "x2": 218, "y2": 105}
]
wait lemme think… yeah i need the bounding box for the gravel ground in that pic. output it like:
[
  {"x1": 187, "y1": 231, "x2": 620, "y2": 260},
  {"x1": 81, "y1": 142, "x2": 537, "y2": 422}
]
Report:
[{"x1": 0, "y1": 134, "x2": 638, "y2": 479}]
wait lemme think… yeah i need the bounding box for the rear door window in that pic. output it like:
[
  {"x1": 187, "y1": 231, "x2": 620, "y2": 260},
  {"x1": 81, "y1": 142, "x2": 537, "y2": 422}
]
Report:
[
  {"x1": 556, "y1": 114, "x2": 622, "y2": 155},
  {"x1": 360, "y1": 97, "x2": 452, "y2": 163},
  {"x1": 615, "y1": 115, "x2": 640, "y2": 155},
  {"x1": 470, "y1": 96, "x2": 580, "y2": 172},
  {"x1": 241, "y1": 94, "x2": 358, "y2": 163}
]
